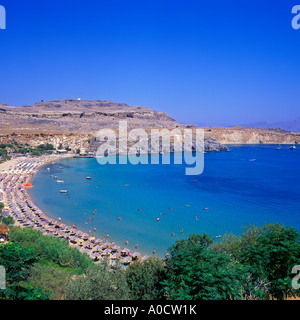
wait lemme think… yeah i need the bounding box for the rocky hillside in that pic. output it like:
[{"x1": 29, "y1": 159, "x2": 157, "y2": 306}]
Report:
[
  {"x1": 204, "y1": 127, "x2": 300, "y2": 145},
  {"x1": 0, "y1": 99, "x2": 227, "y2": 154},
  {"x1": 0, "y1": 99, "x2": 178, "y2": 133}
]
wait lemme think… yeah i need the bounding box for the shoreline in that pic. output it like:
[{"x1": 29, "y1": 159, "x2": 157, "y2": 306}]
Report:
[{"x1": 0, "y1": 154, "x2": 148, "y2": 266}]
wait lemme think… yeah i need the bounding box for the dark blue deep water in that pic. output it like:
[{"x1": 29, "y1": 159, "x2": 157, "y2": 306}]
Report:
[{"x1": 30, "y1": 145, "x2": 300, "y2": 257}]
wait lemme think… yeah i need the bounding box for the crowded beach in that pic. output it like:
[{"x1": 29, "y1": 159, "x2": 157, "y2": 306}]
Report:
[{"x1": 0, "y1": 155, "x2": 149, "y2": 267}]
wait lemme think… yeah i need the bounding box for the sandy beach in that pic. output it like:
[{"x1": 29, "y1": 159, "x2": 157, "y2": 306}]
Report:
[{"x1": 0, "y1": 154, "x2": 146, "y2": 266}]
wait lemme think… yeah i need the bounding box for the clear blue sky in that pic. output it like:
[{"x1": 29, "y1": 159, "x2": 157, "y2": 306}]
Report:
[{"x1": 0, "y1": 0, "x2": 299, "y2": 125}]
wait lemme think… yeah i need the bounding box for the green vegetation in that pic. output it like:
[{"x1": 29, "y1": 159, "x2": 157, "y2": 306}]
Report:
[
  {"x1": 0, "y1": 202, "x2": 4, "y2": 215},
  {"x1": 0, "y1": 242, "x2": 49, "y2": 300},
  {"x1": 65, "y1": 263, "x2": 130, "y2": 300},
  {"x1": 0, "y1": 223, "x2": 299, "y2": 300},
  {"x1": 126, "y1": 257, "x2": 166, "y2": 300},
  {"x1": 1, "y1": 216, "x2": 14, "y2": 226},
  {"x1": 0, "y1": 141, "x2": 54, "y2": 163},
  {"x1": 9, "y1": 227, "x2": 93, "y2": 271}
]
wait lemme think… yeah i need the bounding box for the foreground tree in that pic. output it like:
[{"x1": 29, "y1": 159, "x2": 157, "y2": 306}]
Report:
[
  {"x1": 0, "y1": 242, "x2": 49, "y2": 300},
  {"x1": 162, "y1": 236, "x2": 247, "y2": 300},
  {"x1": 241, "y1": 223, "x2": 300, "y2": 299},
  {"x1": 29, "y1": 264, "x2": 69, "y2": 300},
  {"x1": 126, "y1": 257, "x2": 166, "y2": 300},
  {"x1": 65, "y1": 262, "x2": 130, "y2": 300}
]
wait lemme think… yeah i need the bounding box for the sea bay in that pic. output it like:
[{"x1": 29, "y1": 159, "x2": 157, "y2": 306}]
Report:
[{"x1": 29, "y1": 145, "x2": 300, "y2": 257}]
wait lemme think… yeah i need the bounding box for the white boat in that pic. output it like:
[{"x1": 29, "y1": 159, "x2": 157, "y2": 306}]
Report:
[
  {"x1": 56, "y1": 180, "x2": 64, "y2": 183},
  {"x1": 290, "y1": 146, "x2": 296, "y2": 150},
  {"x1": 60, "y1": 190, "x2": 68, "y2": 193}
]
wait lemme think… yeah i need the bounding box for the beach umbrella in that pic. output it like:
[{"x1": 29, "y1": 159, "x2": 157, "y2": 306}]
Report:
[
  {"x1": 94, "y1": 238, "x2": 103, "y2": 244},
  {"x1": 102, "y1": 248, "x2": 111, "y2": 255},
  {"x1": 110, "y1": 260, "x2": 117, "y2": 267},
  {"x1": 103, "y1": 241, "x2": 112, "y2": 247},
  {"x1": 121, "y1": 248, "x2": 131, "y2": 254},
  {"x1": 69, "y1": 236, "x2": 78, "y2": 242},
  {"x1": 93, "y1": 245, "x2": 104, "y2": 251},
  {"x1": 142, "y1": 256, "x2": 149, "y2": 261},
  {"x1": 122, "y1": 256, "x2": 132, "y2": 263},
  {"x1": 132, "y1": 252, "x2": 141, "y2": 257},
  {"x1": 90, "y1": 252, "x2": 101, "y2": 259},
  {"x1": 85, "y1": 241, "x2": 94, "y2": 247},
  {"x1": 111, "y1": 245, "x2": 120, "y2": 251},
  {"x1": 111, "y1": 252, "x2": 121, "y2": 259},
  {"x1": 81, "y1": 233, "x2": 89, "y2": 239}
]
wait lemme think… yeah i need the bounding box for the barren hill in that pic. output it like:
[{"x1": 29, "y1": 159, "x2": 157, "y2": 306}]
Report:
[
  {"x1": 0, "y1": 99, "x2": 178, "y2": 134},
  {"x1": 0, "y1": 99, "x2": 227, "y2": 154}
]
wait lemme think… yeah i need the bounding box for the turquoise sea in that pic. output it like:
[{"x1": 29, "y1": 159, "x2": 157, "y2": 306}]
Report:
[{"x1": 29, "y1": 145, "x2": 300, "y2": 257}]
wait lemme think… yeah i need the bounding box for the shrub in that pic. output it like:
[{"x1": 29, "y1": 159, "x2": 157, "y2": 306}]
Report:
[{"x1": 65, "y1": 263, "x2": 130, "y2": 300}]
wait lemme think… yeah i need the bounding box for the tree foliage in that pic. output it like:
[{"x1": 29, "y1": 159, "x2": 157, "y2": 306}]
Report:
[
  {"x1": 65, "y1": 263, "x2": 130, "y2": 300},
  {"x1": 240, "y1": 223, "x2": 300, "y2": 299},
  {"x1": 0, "y1": 242, "x2": 49, "y2": 300},
  {"x1": 162, "y1": 237, "x2": 247, "y2": 300},
  {"x1": 9, "y1": 227, "x2": 93, "y2": 271},
  {"x1": 126, "y1": 257, "x2": 166, "y2": 300}
]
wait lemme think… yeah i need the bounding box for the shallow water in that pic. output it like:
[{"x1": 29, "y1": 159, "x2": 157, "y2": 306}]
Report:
[{"x1": 30, "y1": 145, "x2": 300, "y2": 257}]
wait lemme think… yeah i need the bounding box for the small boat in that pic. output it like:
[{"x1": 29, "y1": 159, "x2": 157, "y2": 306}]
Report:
[
  {"x1": 250, "y1": 159, "x2": 256, "y2": 162},
  {"x1": 86, "y1": 177, "x2": 92, "y2": 180},
  {"x1": 47, "y1": 168, "x2": 50, "y2": 171},
  {"x1": 56, "y1": 180, "x2": 64, "y2": 183},
  {"x1": 60, "y1": 190, "x2": 68, "y2": 193},
  {"x1": 276, "y1": 145, "x2": 281, "y2": 150},
  {"x1": 290, "y1": 146, "x2": 296, "y2": 150}
]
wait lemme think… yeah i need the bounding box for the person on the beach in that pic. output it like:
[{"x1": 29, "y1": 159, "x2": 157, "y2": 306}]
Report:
[
  {"x1": 94, "y1": 227, "x2": 96, "y2": 233},
  {"x1": 153, "y1": 248, "x2": 156, "y2": 255},
  {"x1": 125, "y1": 240, "x2": 128, "y2": 245},
  {"x1": 106, "y1": 233, "x2": 109, "y2": 238},
  {"x1": 136, "y1": 244, "x2": 139, "y2": 251}
]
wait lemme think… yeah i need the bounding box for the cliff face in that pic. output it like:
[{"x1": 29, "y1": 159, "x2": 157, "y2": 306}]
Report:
[{"x1": 204, "y1": 127, "x2": 300, "y2": 145}]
